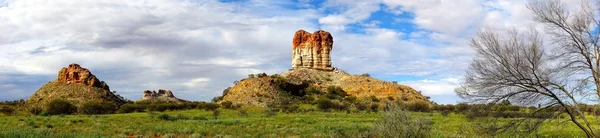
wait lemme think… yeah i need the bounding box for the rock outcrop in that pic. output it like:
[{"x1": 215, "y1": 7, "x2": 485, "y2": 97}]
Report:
[
  {"x1": 57, "y1": 63, "x2": 110, "y2": 91},
  {"x1": 218, "y1": 30, "x2": 430, "y2": 107},
  {"x1": 136, "y1": 89, "x2": 187, "y2": 103},
  {"x1": 27, "y1": 63, "x2": 125, "y2": 107},
  {"x1": 292, "y1": 30, "x2": 334, "y2": 71}
]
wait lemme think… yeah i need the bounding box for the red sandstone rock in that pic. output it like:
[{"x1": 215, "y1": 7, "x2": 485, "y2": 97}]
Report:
[
  {"x1": 57, "y1": 63, "x2": 110, "y2": 91},
  {"x1": 292, "y1": 30, "x2": 334, "y2": 71}
]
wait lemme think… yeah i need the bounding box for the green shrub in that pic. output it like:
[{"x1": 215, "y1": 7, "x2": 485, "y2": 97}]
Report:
[
  {"x1": 80, "y1": 102, "x2": 116, "y2": 115},
  {"x1": 29, "y1": 106, "x2": 43, "y2": 115},
  {"x1": 147, "y1": 104, "x2": 169, "y2": 112},
  {"x1": 373, "y1": 107, "x2": 433, "y2": 138},
  {"x1": 116, "y1": 103, "x2": 146, "y2": 113},
  {"x1": 205, "y1": 103, "x2": 220, "y2": 111},
  {"x1": 327, "y1": 86, "x2": 347, "y2": 97},
  {"x1": 441, "y1": 110, "x2": 451, "y2": 117},
  {"x1": 317, "y1": 98, "x2": 334, "y2": 111},
  {"x1": 239, "y1": 109, "x2": 249, "y2": 117},
  {"x1": 46, "y1": 99, "x2": 77, "y2": 115},
  {"x1": 334, "y1": 102, "x2": 351, "y2": 111},
  {"x1": 221, "y1": 101, "x2": 233, "y2": 109},
  {"x1": 370, "y1": 95, "x2": 380, "y2": 102},
  {"x1": 344, "y1": 96, "x2": 357, "y2": 103},
  {"x1": 407, "y1": 101, "x2": 431, "y2": 112},
  {"x1": 0, "y1": 106, "x2": 14, "y2": 115},
  {"x1": 304, "y1": 86, "x2": 322, "y2": 95},
  {"x1": 456, "y1": 103, "x2": 470, "y2": 112},
  {"x1": 370, "y1": 103, "x2": 380, "y2": 112},
  {"x1": 355, "y1": 103, "x2": 368, "y2": 111},
  {"x1": 212, "y1": 110, "x2": 220, "y2": 119}
]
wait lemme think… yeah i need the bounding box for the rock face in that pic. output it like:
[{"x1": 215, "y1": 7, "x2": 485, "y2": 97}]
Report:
[
  {"x1": 27, "y1": 63, "x2": 125, "y2": 107},
  {"x1": 57, "y1": 63, "x2": 110, "y2": 91},
  {"x1": 292, "y1": 30, "x2": 334, "y2": 71},
  {"x1": 137, "y1": 89, "x2": 186, "y2": 103}
]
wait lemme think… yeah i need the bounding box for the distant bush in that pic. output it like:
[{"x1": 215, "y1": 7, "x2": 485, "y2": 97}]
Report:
[
  {"x1": 370, "y1": 103, "x2": 380, "y2": 112},
  {"x1": 407, "y1": 101, "x2": 431, "y2": 112},
  {"x1": 46, "y1": 99, "x2": 77, "y2": 115},
  {"x1": 344, "y1": 96, "x2": 357, "y2": 103},
  {"x1": 239, "y1": 109, "x2": 249, "y2": 117},
  {"x1": 197, "y1": 103, "x2": 219, "y2": 111},
  {"x1": 456, "y1": 103, "x2": 470, "y2": 112},
  {"x1": 0, "y1": 106, "x2": 14, "y2": 115},
  {"x1": 80, "y1": 102, "x2": 117, "y2": 115},
  {"x1": 147, "y1": 104, "x2": 171, "y2": 112},
  {"x1": 29, "y1": 106, "x2": 43, "y2": 115},
  {"x1": 221, "y1": 101, "x2": 234, "y2": 109},
  {"x1": 333, "y1": 102, "x2": 351, "y2": 111},
  {"x1": 304, "y1": 86, "x2": 322, "y2": 95},
  {"x1": 360, "y1": 73, "x2": 371, "y2": 77},
  {"x1": 370, "y1": 95, "x2": 380, "y2": 102},
  {"x1": 317, "y1": 98, "x2": 334, "y2": 111},
  {"x1": 213, "y1": 110, "x2": 220, "y2": 119},
  {"x1": 356, "y1": 102, "x2": 368, "y2": 111},
  {"x1": 373, "y1": 107, "x2": 432, "y2": 138},
  {"x1": 257, "y1": 73, "x2": 268, "y2": 77},
  {"x1": 116, "y1": 103, "x2": 146, "y2": 113},
  {"x1": 327, "y1": 86, "x2": 347, "y2": 97},
  {"x1": 441, "y1": 110, "x2": 451, "y2": 117}
]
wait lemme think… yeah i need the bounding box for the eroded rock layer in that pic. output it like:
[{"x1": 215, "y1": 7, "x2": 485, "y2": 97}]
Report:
[
  {"x1": 57, "y1": 63, "x2": 110, "y2": 91},
  {"x1": 292, "y1": 30, "x2": 334, "y2": 71},
  {"x1": 137, "y1": 89, "x2": 186, "y2": 103}
]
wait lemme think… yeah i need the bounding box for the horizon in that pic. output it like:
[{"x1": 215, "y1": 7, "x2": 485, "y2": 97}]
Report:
[{"x1": 0, "y1": 0, "x2": 589, "y2": 104}]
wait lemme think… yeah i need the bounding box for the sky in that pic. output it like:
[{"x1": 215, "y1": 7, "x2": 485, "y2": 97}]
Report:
[{"x1": 0, "y1": 0, "x2": 590, "y2": 104}]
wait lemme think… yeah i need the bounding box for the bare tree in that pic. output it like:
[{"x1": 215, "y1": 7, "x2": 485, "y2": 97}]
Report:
[{"x1": 456, "y1": 0, "x2": 600, "y2": 137}]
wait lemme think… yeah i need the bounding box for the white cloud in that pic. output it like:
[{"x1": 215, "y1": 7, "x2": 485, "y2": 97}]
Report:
[
  {"x1": 402, "y1": 78, "x2": 461, "y2": 96},
  {"x1": 0, "y1": 0, "x2": 591, "y2": 103},
  {"x1": 184, "y1": 78, "x2": 211, "y2": 88}
]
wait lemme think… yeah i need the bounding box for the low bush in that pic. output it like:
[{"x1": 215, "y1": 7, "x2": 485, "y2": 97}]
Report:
[
  {"x1": 370, "y1": 103, "x2": 380, "y2": 112},
  {"x1": 373, "y1": 107, "x2": 433, "y2": 138},
  {"x1": 147, "y1": 104, "x2": 172, "y2": 112},
  {"x1": 333, "y1": 102, "x2": 351, "y2": 111},
  {"x1": 80, "y1": 102, "x2": 117, "y2": 115},
  {"x1": 239, "y1": 109, "x2": 249, "y2": 117},
  {"x1": 441, "y1": 110, "x2": 451, "y2": 117},
  {"x1": 0, "y1": 106, "x2": 14, "y2": 115},
  {"x1": 197, "y1": 103, "x2": 219, "y2": 111},
  {"x1": 46, "y1": 99, "x2": 77, "y2": 115},
  {"x1": 220, "y1": 101, "x2": 234, "y2": 109},
  {"x1": 317, "y1": 98, "x2": 334, "y2": 111},
  {"x1": 116, "y1": 103, "x2": 146, "y2": 113},
  {"x1": 370, "y1": 95, "x2": 380, "y2": 102},
  {"x1": 304, "y1": 86, "x2": 322, "y2": 95},
  {"x1": 456, "y1": 103, "x2": 470, "y2": 112},
  {"x1": 355, "y1": 103, "x2": 368, "y2": 111},
  {"x1": 29, "y1": 106, "x2": 43, "y2": 115},
  {"x1": 407, "y1": 101, "x2": 431, "y2": 112}
]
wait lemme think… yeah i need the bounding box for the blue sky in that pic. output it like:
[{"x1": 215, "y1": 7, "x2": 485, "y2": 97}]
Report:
[{"x1": 0, "y1": 0, "x2": 588, "y2": 104}]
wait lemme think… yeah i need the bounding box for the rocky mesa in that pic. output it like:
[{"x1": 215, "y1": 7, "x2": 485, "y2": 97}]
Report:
[
  {"x1": 136, "y1": 89, "x2": 187, "y2": 103},
  {"x1": 218, "y1": 30, "x2": 429, "y2": 107},
  {"x1": 27, "y1": 64, "x2": 126, "y2": 107}
]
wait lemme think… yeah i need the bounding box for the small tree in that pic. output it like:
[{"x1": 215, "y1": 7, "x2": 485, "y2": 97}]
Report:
[{"x1": 457, "y1": 0, "x2": 600, "y2": 136}]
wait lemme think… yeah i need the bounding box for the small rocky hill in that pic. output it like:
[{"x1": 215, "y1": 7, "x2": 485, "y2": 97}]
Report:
[
  {"x1": 26, "y1": 64, "x2": 126, "y2": 107},
  {"x1": 218, "y1": 30, "x2": 429, "y2": 107},
  {"x1": 136, "y1": 89, "x2": 187, "y2": 103}
]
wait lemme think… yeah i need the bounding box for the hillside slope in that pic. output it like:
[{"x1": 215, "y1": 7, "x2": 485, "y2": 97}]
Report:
[
  {"x1": 26, "y1": 64, "x2": 126, "y2": 107},
  {"x1": 219, "y1": 68, "x2": 429, "y2": 107}
]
